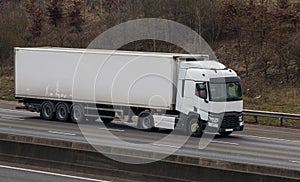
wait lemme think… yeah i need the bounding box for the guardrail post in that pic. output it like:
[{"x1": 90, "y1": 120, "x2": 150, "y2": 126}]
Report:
[
  {"x1": 254, "y1": 116, "x2": 258, "y2": 123},
  {"x1": 279, "y1": 118, "x2": 283, "y2": 126}
]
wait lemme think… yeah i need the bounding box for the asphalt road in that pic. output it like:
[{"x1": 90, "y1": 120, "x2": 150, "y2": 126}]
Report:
[
  {"x1": 0, "y1": 164, "x2": 111, "y2": 182},
  {"x1": 0, "y1": 107, "x2": 300, "y2": 172}
]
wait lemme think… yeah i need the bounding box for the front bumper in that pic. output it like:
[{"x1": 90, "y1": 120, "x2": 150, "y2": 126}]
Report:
[
  {"x1": 219, "y1": 125, "x2": 244, "y2": 132},
  {"x1": 205, "y1": 112, "x2": 244, "y2": 132},
  {"x1": 205, "y1": 124, "x2": 244, "y2": 132}
]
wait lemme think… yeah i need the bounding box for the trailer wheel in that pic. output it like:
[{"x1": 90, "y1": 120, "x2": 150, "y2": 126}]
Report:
[
  {"x1": 219, "y1": 131, "x2": 232, "y2": 137},
  {"x1": 56, "y1": 103, "x2": 70, "y2": 122},
  {"x1": 41, "y1": 102, "x2": 55, "y2": 120},
  {"x1": 187, "y1": 117, "x2": 203, "y2": 137},
  {"x1": 71, "y1": 104, "x2": 85, "y2": 123},
  {"x1": 138, "y1": 112, "x2": 154, "y2": 131}
]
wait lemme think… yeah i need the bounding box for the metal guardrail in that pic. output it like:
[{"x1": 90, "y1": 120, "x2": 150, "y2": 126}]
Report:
[{"x1": 243, "y1": 109, "x2": 300, "y2": 126}]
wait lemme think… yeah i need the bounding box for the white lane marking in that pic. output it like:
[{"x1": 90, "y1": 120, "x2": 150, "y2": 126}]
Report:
[
  {"x1": 212, "y1": 140, "x2": 239, "y2": 146},
  {"x1": 290, "y1": 160, "x2": 300, "y2": 164},
  {"x1": 0, "y1": 164, "x2": 110, "y2": 182},
  {"x1": 0, "y1": 108, "x2": 38, "y2": 115},
  {"x1": 0, "y1": 116, "x2": 25, "y2": 121},
  {"x1": 233, "y1": 134, "x2": 300, "y2": 144},
  {"x1": 98, "y1": 128, "x2": 124, "y2": 132},
  {"x1": 152, "y1": 143, "x2": 180, "y2": 149},
  {"x1": 48, "y1": 131, "x2": 76, "y2": 136}
]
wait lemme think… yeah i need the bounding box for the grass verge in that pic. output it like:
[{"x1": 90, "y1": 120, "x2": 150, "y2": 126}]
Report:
[
  {"x1": 0, "y1": 77, "x2": 15, "y2": 101},
  {"x1": 243, "y1": 86, "x2": 300, "y2": 114},
  {"x1": 243, "y1": 86, "x2": 300, "y2": 127}
]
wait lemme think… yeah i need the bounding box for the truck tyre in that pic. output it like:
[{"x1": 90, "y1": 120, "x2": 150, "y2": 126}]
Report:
[
  {"x1": 219, "y1": 131, "x2": 232, "y2": 137},
  {"x1": 41, "y1": 102, "x2": 55, "y2": 120},
  {"x1": 71, "y1": 104, "x2": 85, "y2": 123},
  {"x1": 56, "y1": 103, "x2": 70, "y2": 122},
  {"x1": 138, "y1": 112, "x2": 154, "y2": 131},
  {"x1": 187, "y1": 117, "x2": 203, "y2": 137}
]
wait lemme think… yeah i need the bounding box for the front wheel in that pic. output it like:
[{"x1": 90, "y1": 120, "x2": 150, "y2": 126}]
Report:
[{"x1": 187, "y1": 117, "x2": 203, "y2": 137}]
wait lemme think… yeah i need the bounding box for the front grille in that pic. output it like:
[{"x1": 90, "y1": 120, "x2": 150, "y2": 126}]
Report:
[{"x1": 220, "y1": 115, "x2": 239, "y2": 128}]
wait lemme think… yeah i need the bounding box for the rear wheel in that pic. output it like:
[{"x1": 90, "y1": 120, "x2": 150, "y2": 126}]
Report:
[
  {"x1": 219, "y1": 131, "x2": 232, "y2": 137},
  {"x1": 40, "y1": 102, "x2": 55, "y2": 120},
  {"x1": 187, "y1": 117, "x2": 203, "y2": 137},
  {"x1": 71, "y1": 104, "x2": 85, "y2": 123},
  {"x1": 56, "y1": 103, "x2": 70, "y2": 122}
]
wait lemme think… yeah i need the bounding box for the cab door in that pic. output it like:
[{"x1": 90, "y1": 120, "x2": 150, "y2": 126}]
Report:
[{"x1": 194, "y1": 82, "x2": 209, "y2": 120}]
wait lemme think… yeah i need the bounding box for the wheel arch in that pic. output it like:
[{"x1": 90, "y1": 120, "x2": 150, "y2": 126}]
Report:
[{"x1": 187, "y1": 112, "x2": 201, "y2": 124}]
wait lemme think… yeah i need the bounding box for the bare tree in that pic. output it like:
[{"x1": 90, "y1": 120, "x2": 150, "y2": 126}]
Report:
[
  {"x1": 271, "y1": 0, "x2": 299, "y2": 81},
  {"x1": 0, "y1": 1, "x2": 27, "y2": 76},
  {"x1": 46, "y1": 0, "x2": 64, "y2": 27},
  {"x1": 65, "y1": 0, "x2": 84, "y2": 32},
  {"x1": 25, "y1": 0, "x2": 44, "y2": 38}
]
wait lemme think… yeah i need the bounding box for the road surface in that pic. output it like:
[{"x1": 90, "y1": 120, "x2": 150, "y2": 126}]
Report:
[
  {"x1": 0, "y1": 164, "x2": 112, "y2": 182},
  {"x1": 0, "y1": 107, "x2": 300, "y2": 172}
]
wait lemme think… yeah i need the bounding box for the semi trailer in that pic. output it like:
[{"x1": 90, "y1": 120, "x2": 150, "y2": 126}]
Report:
[{"x1": 15, "y1": 47, "x2": 244, "y2": 137}]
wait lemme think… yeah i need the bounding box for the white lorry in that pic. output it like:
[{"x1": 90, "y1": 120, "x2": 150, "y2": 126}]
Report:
[{"x1": 15, "y1": 47, "x2": 244, "y2": 137}]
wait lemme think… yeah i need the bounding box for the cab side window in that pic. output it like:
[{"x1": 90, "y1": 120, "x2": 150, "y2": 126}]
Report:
[{"x1": 195, "y1": 83, "x2": 207, "y2": 99}]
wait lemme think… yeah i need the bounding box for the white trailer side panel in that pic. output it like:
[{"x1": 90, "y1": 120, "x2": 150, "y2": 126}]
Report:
[{"x1": 15, "y1": 48, "x2": 176, "y2": 109}]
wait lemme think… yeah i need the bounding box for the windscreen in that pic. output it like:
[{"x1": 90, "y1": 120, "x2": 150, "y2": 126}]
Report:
[{"x1": 209, "y1": 82, "x2": 242, "y2": 102}]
